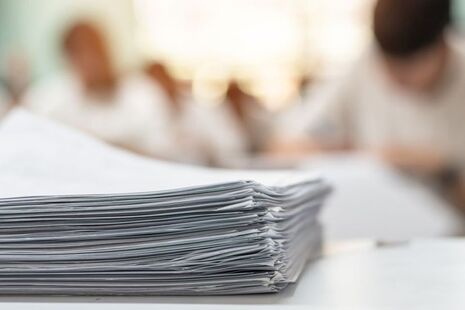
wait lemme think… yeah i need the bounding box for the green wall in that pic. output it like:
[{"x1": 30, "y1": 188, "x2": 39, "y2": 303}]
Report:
[{"x1": 0, "y1": 0, "x2": 137, "y2": 81}]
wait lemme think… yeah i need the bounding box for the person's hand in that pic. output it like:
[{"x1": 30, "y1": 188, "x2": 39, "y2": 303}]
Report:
[{"x1": 377, "y1": 146, "x2": 446, "y2": 176}]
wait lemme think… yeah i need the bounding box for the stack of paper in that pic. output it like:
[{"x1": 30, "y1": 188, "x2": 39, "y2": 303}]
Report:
[{"x1": 0, "y1": 110, "x2": 331, "y2": 295}]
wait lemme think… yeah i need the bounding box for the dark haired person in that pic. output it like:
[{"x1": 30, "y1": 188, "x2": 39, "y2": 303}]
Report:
[{"x1": 275, "y1": 0, "x2": 465, "y2": 211}]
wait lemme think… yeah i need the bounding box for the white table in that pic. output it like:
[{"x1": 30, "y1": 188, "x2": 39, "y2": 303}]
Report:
[
  {"x1": 2, "y1": 239, "x2": 465, "y2": 310},
  {"x1": 308, "y1": 155, "x2": 464, "y2": 240}
]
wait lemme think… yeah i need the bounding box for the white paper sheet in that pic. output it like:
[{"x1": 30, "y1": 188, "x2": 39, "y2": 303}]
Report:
[{"x1": 0, "y1": 109, "x2": 317, "y2": 197}]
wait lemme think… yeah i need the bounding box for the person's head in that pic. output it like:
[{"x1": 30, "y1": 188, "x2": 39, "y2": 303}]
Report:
[
  {"x1": 225, "y1": 81, "x2": 244, "y2": 105},
  {"x1": 62, "y1": 22, "x2": 115, "y2": 89},
  {"x1": 373, "y1": 0, "x2": 451, "y2": 93},
  {"x1": 146, "y1": 62, "x2": 179, "y2": 103}
]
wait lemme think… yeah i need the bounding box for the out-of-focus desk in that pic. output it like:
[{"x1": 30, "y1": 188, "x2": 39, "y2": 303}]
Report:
[{"x1": 2, "y1": 239, "x2": 465, "y2": 310}]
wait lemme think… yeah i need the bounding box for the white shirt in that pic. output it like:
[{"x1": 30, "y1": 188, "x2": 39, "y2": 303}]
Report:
[
  {"x1": 23, "y1": 73, "x2": 250, "y2": 166},
  {"x1": 284, "y1": 46, "x2": 465, "y2": 167},
  {"x1": 175, "y1": 96, "x2": 250, "y2": 166},
  {"x1": 23, "y1": 72, "x2": 178, "y2": 159}
]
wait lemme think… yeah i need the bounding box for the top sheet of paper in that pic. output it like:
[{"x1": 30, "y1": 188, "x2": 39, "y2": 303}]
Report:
[{"x1": 0, "y1": 109, "x2": 318, "y2": 197}]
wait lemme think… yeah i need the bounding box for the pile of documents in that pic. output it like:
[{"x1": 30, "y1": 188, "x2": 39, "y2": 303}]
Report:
[{"x1": 0, "y1": 110, "x2": 331, "y2": 295}]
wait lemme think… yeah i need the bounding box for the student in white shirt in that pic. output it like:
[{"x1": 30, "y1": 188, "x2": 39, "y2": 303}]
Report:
[
  {"x1": 145, "y1": 63, "x2": 250, "y2": 166},
  {"x1": 274, "y1": 0, "x2": 465, "y2": 210},
  {"x1": 23, "y1": 22, "x2": 177, "y2": 159}
]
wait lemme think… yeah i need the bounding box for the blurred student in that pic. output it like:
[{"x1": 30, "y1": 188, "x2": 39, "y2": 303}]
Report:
[
  {"x1": 23, "y1": 22, "x2": 177, "y2": 159},
  {"x1": 274, "y1": 0, "x2": 465, "y2": 210},
  {"x1": 224, "y1": 81, "x2": 278, "y2": 154},
  {"x1": 146, "y1": 63, "x2": 249, "y2": 166},
  {"x1": 146, "y1": 63, "x2": 182, "y2": 113}
]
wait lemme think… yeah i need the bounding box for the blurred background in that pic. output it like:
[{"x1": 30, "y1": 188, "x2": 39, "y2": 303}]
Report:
[
  {"x1": 1, "y1": 0, "x2": 465, "y2": 164},
  {"x1": 0, "y1": 0, "x2": 376, "y2": 103},
  {"x1": 2, "y1": 0, "x2": 465, "y2": 99},
  {"x1": 0, "y1": 0, "x2": 463, "y2": 152},
  {"x1": 2, "y1": 0, "x2": 465, "y2": 239},
  {"x1": 0, "y1": 0, "x2": 376, "y2": 167}
]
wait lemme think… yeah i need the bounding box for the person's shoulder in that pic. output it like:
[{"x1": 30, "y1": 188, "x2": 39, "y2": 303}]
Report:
[
  {"x1": 342, "y1": 47, "x2": 379, "y2": 82},
  {"x1": 21, "y1": 72, "x2": 78, "y2": 110},
  {"x1": 117, "y1": 72, "x2": 172, "y2": 118},
  {"x1": 120, "y1": 71, "x2": 150, "y2": 86},
  {"x1": 311, "y1": 49, "x2": 376, "y2": 105},
  {"x1": 119, "y1": 72, "x2": 167, "y2": 101},
  {"x1": 29, "y1": 72, "x2": 77, "y2": 92},
  {"x1": 120, "y1": 72, "x2": 163, "y2": 93}
]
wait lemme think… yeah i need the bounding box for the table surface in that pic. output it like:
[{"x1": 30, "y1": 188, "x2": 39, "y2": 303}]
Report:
[{"x1": 2, "y1": 239, "x2": 465, "y2": 310}]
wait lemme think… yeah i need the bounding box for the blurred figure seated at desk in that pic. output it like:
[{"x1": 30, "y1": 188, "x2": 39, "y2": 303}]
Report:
[
  {"x1": 146, "y1": 63, "x2": 250, "y2": 167},
  {"x1": 273, "y1": 0, "x2": 465, "y2": 212},
  {"x1": 224, "y1": 81, "x2": 276, "y2": 155},
  {"x1": 22, "y1": 22, "x2": 178, "y2": 159}
]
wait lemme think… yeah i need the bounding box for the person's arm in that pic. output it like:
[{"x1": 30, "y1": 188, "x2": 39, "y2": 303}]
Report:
[
  {"x1": 432, "y1": 164, "x2": 465, "y2": 214},
  {"x1": 447, "y1": 182, "x2": 465, "y2": 214},
  {"x1": 379, "y1": 146, "x2": 465, "y2": 212},
  {"x1": 267, "y1": 76, "x2": 356, "y2": 158}
]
